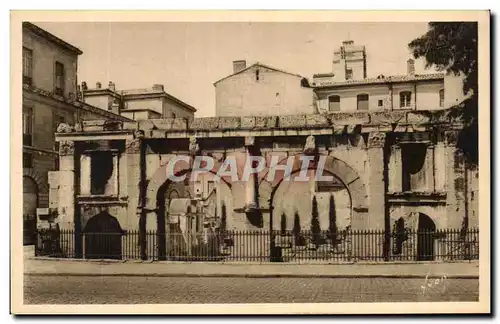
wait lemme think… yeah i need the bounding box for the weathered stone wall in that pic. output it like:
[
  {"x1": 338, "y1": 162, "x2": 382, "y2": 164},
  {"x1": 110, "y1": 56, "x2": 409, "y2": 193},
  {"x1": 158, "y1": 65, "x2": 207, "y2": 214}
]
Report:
[{"x1": 53, "y1": 106, "x2": 475, "y2": 260}]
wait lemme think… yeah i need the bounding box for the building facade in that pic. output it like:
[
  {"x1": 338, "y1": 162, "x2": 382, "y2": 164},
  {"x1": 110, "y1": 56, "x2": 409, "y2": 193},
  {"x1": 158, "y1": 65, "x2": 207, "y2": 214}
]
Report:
[
  {"x1": 214, "y1": 61, "x2": 314, "y2": 116},
  {"x1": 22, "y1": 22, "x2": 130, "y2": 245},
  {"x1": 48, "y1": 105, "x2": 478, "y2": 261},
  {"x1": 82, "y1": 82, "x2": 197, "y2": 121}
]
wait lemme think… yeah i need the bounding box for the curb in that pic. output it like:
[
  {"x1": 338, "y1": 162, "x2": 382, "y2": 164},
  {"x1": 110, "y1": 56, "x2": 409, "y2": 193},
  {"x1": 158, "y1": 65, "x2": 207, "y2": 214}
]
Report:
[{"x1": 24, "y1": 272, "x2": 480, "y2": 279}]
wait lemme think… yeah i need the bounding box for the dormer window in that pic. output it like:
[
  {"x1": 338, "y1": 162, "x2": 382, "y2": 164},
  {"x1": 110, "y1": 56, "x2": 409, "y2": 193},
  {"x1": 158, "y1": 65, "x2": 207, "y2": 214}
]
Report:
[{"x1": 346, "y1": 68, "x2": 353, "y2": 80}]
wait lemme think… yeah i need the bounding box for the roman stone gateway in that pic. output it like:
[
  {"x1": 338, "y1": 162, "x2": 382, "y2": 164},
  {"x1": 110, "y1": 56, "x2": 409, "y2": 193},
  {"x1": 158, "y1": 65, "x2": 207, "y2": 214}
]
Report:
[{"x1": 48, "y1": 106, "x2": 478, "y2": 260}]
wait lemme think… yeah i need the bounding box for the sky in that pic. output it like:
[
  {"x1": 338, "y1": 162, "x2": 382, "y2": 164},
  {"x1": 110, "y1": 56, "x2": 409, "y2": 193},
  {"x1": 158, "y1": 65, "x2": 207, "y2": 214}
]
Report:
[{"x1": 35, "y1": 22, "x2": 433, "y2": 117}]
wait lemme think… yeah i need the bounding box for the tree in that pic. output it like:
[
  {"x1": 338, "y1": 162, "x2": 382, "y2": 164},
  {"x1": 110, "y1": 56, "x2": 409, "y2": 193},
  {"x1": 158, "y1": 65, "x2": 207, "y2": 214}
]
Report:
[
  {"x1": 310, "y1": 195, "x2": 321, "y2": 247},
  {"x1": 220, "y1": 203, "x2": 227, "y2": 234},
  {"x1": 328, "y1": 194, "x2": 338, "y2": 244},
  {"x1": 280, "y1": 212, "x2": 287, "y2": 235},
  {"x1": 408, "y1": 22, "x2": 478, "y2": 166},
  {"x1": 292, "y1": 211, "x2": 303, "y2": 246}
]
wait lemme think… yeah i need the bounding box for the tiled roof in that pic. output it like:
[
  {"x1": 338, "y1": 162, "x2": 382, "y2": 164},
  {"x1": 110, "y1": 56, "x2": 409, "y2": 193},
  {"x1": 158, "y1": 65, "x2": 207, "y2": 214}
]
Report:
[
  {"x1": 214, "y1": 62, "x2": 304, "y2": 85},
  {"x1": 312, "y1": 73, "x2": 445, "y2": 88}
]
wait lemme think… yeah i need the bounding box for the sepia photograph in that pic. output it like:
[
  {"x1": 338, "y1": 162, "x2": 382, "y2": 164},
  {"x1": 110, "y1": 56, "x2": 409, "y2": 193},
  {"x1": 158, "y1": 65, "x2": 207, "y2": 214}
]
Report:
[{"x1": 10, "y1": 10, "x2": 490, "y2": 315}]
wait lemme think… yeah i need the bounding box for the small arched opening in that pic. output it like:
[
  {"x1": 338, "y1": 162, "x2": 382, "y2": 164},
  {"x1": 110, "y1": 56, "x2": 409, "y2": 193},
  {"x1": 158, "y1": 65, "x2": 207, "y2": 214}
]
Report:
[
  {"x1": 83, "y1": 211, "x2": 123, "y2": 259},
  {"x1": 416, "y1": 213, "x2": 436, "y2": 261}
]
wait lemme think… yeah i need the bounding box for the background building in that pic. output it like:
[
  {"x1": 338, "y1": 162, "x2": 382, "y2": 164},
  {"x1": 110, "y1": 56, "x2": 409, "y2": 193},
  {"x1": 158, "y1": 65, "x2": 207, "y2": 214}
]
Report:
[
  {"x1": 312, "y1": 40, "x2": 468, "y2": 113},
  {"x1": 22, "y1": 22, "x2": 129, "y2": 245},
  {"x1": 214, "y1": 61, "x2": 314, "y2": 116},
  {"x1": 82, "y1": 82, "x2": 197, "y2": 121}
]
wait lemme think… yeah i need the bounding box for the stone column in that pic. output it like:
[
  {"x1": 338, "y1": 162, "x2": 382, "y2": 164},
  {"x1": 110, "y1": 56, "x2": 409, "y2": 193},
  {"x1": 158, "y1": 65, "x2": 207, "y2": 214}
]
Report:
[
  {"x1": 125, "y1": 132, "x2": 145, "y2": 258},
  {"x1": 58, "y1": 140, "x2": 76, "y2": 231},
  {"x1": 444, "y1": 130, "x2": 466, "y2": 229},
  {"x1": 365, "y1": 132, "x2": 387, "y2": 260},
  {"x1": 388, "y1": 144, "x2": 402, "y2": 193},
  {"x1": 367, "y1": 132, "x2": 387, "y2": 229},
  {"x1": 244, "y1": 136, "x2": 258, "y2": 212}
]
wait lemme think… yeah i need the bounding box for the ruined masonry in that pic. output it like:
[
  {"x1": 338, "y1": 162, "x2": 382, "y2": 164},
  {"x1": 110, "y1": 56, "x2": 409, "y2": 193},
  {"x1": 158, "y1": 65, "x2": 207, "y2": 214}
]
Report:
[{"x1": 48, "y1": 108, "x2": 478, "y2": 260}]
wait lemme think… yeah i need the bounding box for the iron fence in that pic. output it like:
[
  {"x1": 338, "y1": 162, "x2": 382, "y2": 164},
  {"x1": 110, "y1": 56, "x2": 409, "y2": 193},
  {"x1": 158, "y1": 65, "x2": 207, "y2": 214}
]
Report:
[{"x1": 34, "y1": 227, "x2": 479, "y2": 263}]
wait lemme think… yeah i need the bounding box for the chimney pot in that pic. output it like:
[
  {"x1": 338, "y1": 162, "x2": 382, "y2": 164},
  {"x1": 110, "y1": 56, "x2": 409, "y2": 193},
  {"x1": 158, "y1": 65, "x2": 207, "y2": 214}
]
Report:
[
  {"x1": 96, "y1": 82, "x2": 102, "y2": 89},
  {"x1": 407, "y1": 58, "x2": 415, "y2": 76},
  {"x1": 233, "y1": 60, "x2": 247, "y2": 74},
  {"x1": 152, "y1": 84, "x2": 164, "y2": 91},
  {"x1": 81, "y1": 81, "x2": 88, "y2": 91},
  {"x1": 108, "y1": 81, "x2": 115, "y2": 91}
]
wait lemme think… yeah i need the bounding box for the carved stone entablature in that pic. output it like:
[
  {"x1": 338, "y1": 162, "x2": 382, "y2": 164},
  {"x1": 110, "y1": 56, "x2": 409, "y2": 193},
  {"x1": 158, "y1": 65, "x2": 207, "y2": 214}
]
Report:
[
  {"x1": 56, "y1": 123, "x2": 74, "y2": 133},
  {"x1": 367, "y1": 132, "x2": 386, "y2": 149},
  {"x1": 303, "y1": 135, "x2": 316, "y2": 154},
  {"x1": 59, "y1": 140, "x2": 75, "y2": 156},
  {"x1": 189, "y1": 136, "x2": 200, "y2": 156},
  {"x1": 74, "y1": 122, "x2": 83, "y2": 132},
  {"x1": 244, "y1": 136, "x2": 255, "y2": 147},
  {"x1": 444, "y1": 130, "x2": 460, "y2": 147},
  {"x1": 125, "y1": 139, "x2": 141, "y2": 154}
]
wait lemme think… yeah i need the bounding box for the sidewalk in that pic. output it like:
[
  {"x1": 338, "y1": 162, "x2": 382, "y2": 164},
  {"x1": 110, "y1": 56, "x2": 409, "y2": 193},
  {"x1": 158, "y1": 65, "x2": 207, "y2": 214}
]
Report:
[{"x1": 24, "y1": 251, "x2": 479, "y2": 279}]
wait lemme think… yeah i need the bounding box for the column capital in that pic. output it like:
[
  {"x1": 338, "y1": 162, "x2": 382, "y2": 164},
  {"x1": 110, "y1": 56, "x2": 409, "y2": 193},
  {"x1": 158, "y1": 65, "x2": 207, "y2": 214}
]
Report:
[
  {"x1": 125, "y1": 138, "x2": 142, "y2": 154},
  {"x1": 59, "y1": 140, "x2": 75, "y2": 156},
  {"x1": 189, "y1": 136, "x2": 200, "y2": 156},
  {"x1": 367, "y1": 132, "x2": 386, "y2": 149},
  {"x1": 444, "y1": 130, "x2": 460, "y2": 147},
  {"x1": 303, "y1": 135, "x2": 316, "y2": 154}
]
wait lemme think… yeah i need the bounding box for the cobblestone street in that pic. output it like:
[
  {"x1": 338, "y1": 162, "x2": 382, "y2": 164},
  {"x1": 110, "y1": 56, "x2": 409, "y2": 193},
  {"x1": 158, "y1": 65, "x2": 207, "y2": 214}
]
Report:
[{"x1": 24, "y1": 275, "x2": 479, "y2": 304}]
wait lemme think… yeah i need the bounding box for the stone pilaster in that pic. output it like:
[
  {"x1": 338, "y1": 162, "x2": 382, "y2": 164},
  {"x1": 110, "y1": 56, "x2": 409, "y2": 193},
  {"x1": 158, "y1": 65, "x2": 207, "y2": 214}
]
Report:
[
  {"x1": 425, "y1": 145, "x2": 436, "y2": 192},
  {"x1": 434, "y1": 142, "x2": 446, "y2": 192},
  {"x1": 58, "y1": 140, "x2": 76, "y2": 231},
  {"x1": 444, "y1": 130, "x2": 466, "y2": 228},
  {"x1": 367, "y1": 132, "x2": 386, "y2": 229},
  {"x1": 125, "y1": 137, "x2": 142, "y2": 231}
]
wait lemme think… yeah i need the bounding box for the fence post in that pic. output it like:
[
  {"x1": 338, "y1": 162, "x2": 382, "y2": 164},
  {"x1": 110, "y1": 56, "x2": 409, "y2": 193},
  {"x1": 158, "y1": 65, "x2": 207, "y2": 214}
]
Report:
[{"x1": 82, "y1": 233, "x2": 86, "y2": 259}]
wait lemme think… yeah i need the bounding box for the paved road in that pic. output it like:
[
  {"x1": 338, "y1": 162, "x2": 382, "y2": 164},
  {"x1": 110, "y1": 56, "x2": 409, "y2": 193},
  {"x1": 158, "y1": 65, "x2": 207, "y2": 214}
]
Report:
[{"x1": 24, "y1": 275, "x2": 478, "y2": 304}]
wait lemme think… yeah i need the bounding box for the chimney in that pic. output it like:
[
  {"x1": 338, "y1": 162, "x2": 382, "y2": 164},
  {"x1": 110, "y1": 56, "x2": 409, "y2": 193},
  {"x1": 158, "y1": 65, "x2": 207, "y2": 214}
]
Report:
[
  {"x1": 152, "y1": 84, "x2": 164, "y2": 91},
  {"x1": 407, "y1": 58, "x2": 415, "y2": 76},
  {"x1": 233, "y1": 60, "x2": 246, "y2": 74},
  {"x1": 96, "y1": 81, "x2": 102, "y2": 89},
  {"x1": 108, "y1": 81, "x2": 116, "y2": 91},
  {"x1": 81, "y1": 81, "x2": 88, "y2": 91}
]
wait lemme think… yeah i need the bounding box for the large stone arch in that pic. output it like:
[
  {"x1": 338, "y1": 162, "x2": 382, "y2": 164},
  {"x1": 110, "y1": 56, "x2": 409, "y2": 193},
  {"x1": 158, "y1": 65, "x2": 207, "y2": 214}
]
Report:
[
  {"x1": 145, "y1": 156, "x2": 231, "y2": 211},
  {"x1": 258, "y1": 154, "x2": 368, "y2": 230},
  {"x1": 23, "y1": 168, "x2": 48, "y2": 194}
]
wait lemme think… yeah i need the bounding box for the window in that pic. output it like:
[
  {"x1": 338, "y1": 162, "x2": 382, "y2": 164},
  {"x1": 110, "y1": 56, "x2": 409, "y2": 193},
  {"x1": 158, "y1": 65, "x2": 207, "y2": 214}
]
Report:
[
  {"x1": 23, "y1": 153, "x2": 33, "y2": 168},
  {"x1": 346, "y1": 68, "x2": 353, "y2": 80},
  {"x1": 439, "y1": 89, "x2": 445, "y2": 107},
  {"x1": 255, "y1": 69, "x2": 260, "y2": 81},
  {"x1": 90, "y1": 151, "x2": 116, "y2": 195},
  {"x1": 401, "y1": 144, "x2": 428, "y2": 191},
  {"x1": 22, "y1": 47, "x2": 33, "y2": 85},
  {"x1": 54, "y1": 61, "x2": 65, "y2": 96},
  {"x1": 356, "y1": 94, "x2": 369, "y2": 111},
  {"x1": 23, "y1": 107, "x2": 33, "y2": 146},
  {"x1": 328, "y1": 95, "x2": 340, "y2": 112},
  {"x1": 171, "y1": 112, "x2": 176, "y2": 118},
  {"x1": 378, "y1": 99, "x2": 384, "y2": 107},
  {"x1": 399, "y1": 91, "x2": 412, "y2": 109}
]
